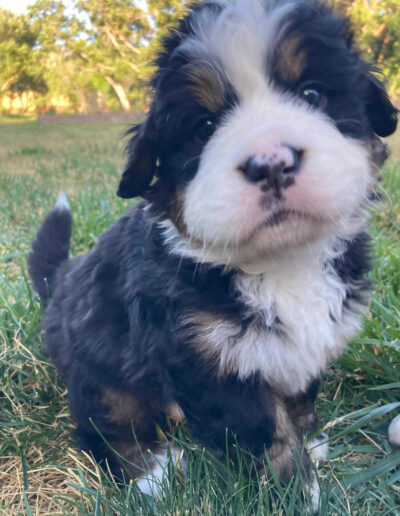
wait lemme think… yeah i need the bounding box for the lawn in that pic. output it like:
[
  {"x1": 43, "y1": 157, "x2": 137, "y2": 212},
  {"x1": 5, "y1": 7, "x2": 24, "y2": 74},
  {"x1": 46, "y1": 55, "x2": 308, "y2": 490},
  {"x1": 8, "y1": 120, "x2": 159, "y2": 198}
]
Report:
[{"x1": 0, "y1": 121, "x2": 399, "y2": 515}]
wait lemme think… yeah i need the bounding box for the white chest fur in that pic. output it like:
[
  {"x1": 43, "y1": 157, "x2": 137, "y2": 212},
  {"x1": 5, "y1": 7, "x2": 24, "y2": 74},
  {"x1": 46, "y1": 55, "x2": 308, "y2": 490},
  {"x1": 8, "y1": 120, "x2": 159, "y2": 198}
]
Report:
[{"x1": 195, "y1": 244, "x2": 365, "y2": 395}]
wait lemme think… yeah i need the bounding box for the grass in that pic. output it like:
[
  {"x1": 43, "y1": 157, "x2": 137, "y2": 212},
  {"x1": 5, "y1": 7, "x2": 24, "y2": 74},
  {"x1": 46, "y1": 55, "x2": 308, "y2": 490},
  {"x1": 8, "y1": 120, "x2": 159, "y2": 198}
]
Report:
[
  {"x1": 0, "y1": 121, "x2": 399, "y2": 515},
  {"x1": 0, "y1": 114, "x2": 38, "y2": 124}
]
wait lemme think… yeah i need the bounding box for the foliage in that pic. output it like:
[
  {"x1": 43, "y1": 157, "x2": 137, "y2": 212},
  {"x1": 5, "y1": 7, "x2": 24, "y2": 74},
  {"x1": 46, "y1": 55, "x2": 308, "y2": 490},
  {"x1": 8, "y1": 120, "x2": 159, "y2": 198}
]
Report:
[
  {"x1": 0, "y1": 0, "x2": 399, "y2": 114},
  {"x1": 346, "y1": 0, "x2": 400, "y2": 97},
  {"x1": 0, "y1": 9, "x2": 46, "y2": 106},
  {"x1": 1, "y1": 0, "x2": 185, "y2": 114}
]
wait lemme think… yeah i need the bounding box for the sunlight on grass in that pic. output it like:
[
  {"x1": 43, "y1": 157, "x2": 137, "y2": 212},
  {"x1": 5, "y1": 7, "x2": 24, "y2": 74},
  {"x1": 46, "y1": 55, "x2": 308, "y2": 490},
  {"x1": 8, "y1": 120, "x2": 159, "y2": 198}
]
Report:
[{"x1": 0, "y1": 115, "x2": 38, "y2": 125}]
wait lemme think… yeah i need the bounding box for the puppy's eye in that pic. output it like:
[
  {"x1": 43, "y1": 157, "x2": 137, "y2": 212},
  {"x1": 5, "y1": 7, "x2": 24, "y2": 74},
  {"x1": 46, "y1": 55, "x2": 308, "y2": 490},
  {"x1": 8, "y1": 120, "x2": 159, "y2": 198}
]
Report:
[
  {"x1": 299, "y1": 84, "x2": 327, "y2": 108},
  {"x1": 193, "y1": 118, "x2": 216, "y2": 143}
]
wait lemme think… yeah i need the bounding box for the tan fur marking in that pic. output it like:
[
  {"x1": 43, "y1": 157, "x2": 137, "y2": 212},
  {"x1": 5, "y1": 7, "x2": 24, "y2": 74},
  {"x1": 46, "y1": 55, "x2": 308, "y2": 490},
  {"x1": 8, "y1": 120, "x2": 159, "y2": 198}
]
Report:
[
  {"x1": 366, "y1": 136, "x2": 389, "y2": 190},
  {"x1": 169, "y1": 192, "x2": 207, "y2": 249},
  {"x1": 169, "y1": 190, "x2": 188, "y2": 234},
  {"x1": 276, "y1": 37, "x2": 307, "y2": 82},
  {"x1": 367, "y1": 136, "x2": 389, "y2": 168},
  {"x1": 187, "y1": 311, "x2": 221, "y2": 328},
  {"x1": 285, "y1": 391, "x2": 318, "y2": 435},
  {"x1": 187, "y1": 66, "x2": 226, "y2": 112},
  {"x1": 266, "y1": 399, "x2": 300, "y2": 480},
  {"x1": 102, "y1": 389, "x2": 147, "y2": 426},
  {"x1": 165, "y1": 402, "x2": 185, "y2": 422},
  {"x1": 100, "y1": 388, "x2": 162, "y2": 479},
  {"x1": 185, "y1": 311, "x2": 229, "y2": 364}
]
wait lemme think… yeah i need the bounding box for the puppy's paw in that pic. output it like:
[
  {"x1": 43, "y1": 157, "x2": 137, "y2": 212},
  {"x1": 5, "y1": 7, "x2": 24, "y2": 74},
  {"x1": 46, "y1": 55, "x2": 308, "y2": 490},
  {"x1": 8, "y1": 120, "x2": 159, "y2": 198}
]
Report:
[
  {"x1": 388, "y1": 414, "x2": 400, "y2": 447},
  {"x1": 306, "y1": 472, "x2": 321, "y2": 514},
  {"x1": 136, "y1": 445, "x2": 184, "y2": 497},
  {"x1": 307, "y1": 432, "x2": 329, "y2": 464}
]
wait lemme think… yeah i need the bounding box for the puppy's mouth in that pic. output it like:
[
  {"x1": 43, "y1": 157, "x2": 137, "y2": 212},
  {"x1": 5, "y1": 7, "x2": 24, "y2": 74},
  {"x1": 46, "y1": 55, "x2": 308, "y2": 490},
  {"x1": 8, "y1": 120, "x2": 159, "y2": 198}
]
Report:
[
  {"x1": 264, "y1": 209, "x2": 312, "y2": 227},
  {"x1": 242, "y1": 208, "x2": 323, "y2": 248}
]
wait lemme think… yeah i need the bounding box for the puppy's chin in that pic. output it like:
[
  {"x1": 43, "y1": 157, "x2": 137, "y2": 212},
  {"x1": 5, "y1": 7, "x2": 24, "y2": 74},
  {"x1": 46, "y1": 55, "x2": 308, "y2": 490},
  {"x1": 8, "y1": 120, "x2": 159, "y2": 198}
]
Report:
[
  {"x1": 169, "y1": 210, "x2": 328, "y2": 268},
  {"x1": 223, "y1": 214, "x2": 326, "y2": 265},
  {"x1": 247, "y1": 211, "x2": 325, "y2": 256}
]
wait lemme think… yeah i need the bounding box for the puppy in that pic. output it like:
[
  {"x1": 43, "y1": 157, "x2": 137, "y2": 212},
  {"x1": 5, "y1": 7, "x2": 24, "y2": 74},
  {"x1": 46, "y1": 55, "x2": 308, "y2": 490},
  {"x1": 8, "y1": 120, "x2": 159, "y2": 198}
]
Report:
[{"x1": 29, "y1": 0, "x2": 397, "y2": 510}]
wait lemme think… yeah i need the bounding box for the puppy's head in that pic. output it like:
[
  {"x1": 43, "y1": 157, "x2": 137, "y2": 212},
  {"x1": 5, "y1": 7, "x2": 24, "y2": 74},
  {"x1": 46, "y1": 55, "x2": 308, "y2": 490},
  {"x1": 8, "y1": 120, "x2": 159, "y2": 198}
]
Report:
[{"x1": 118, "y1": 0, "x2": 397, "y2": 265}]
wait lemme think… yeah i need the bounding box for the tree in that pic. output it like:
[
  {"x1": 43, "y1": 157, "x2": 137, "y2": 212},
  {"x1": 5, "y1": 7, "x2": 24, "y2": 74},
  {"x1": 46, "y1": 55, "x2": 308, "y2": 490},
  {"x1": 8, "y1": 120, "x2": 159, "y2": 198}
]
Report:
[
  {"x1": 147, "y1": 0, "x2": 188, "y2": 42},
  {"x1": 71, "y1": 0, "x2": 152, "y2": 112},
  {"x1": 0, "y1": 9, "x2": 46, "y2": 110},
  {"x1": 333, "y1": 0, "x2": 400, "y2": 98},
  {"x1": 4, "y1": 0, "x2": 398, "y2": 115},
  {"x1": 27, "y1": 0, "x2": 89, "y2": 112},
  {"x1": 26, "y1": 0, "x2": 185, "y2": 113},
  {"x1": 349, "y1": 0, "x2": 400, "y2": 96}
]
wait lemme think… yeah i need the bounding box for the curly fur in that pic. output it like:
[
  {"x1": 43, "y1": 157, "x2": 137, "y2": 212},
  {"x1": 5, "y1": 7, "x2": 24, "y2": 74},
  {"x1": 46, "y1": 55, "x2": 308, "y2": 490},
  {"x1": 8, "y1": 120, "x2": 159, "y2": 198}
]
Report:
[{"x1": 29, "y1": 0, "x2": 397, "y2": 510}]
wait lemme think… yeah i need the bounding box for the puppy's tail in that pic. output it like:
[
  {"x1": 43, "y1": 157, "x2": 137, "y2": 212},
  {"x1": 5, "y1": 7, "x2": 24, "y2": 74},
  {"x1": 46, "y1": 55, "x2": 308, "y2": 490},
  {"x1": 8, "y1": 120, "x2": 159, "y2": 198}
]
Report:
[{"x1": 28, "y1": 193, "x2": 72, "y2": 302}]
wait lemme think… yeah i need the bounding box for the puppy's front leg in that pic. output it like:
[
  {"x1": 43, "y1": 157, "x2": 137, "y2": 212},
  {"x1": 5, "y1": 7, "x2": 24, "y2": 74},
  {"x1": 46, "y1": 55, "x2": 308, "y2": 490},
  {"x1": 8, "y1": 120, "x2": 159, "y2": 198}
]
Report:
[
  {"x1": 67, "y1": 366, "x2": 177, "y2": 488},
  {"x1": 284, "y1": 380, "x2": 329, "y2": 464},
  {"x1": 174, "y1": 373, "x2": 310, "y2": 477}
]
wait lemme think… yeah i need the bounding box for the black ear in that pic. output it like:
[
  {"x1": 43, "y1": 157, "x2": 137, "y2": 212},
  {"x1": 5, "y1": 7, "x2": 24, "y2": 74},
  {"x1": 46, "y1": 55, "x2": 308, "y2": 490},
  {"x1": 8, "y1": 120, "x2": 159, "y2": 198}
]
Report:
[
  {"x1": 366, "y1": 72, "x2": 398, "y2": 137},
  {"x1": 117, "y1": 117, "x2": 158, "y2": 199}
]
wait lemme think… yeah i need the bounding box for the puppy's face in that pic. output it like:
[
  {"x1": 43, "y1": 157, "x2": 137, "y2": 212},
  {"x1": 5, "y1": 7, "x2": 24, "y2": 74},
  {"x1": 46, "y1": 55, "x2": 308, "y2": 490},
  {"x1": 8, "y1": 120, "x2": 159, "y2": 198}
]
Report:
[{"x1": 118, "y1": 0, "x2": 397, "y2": 265}]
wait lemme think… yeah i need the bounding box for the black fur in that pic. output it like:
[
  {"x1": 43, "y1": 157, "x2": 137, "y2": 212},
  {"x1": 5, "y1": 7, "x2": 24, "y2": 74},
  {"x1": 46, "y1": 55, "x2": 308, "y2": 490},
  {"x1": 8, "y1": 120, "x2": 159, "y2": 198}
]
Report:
[
  {"x1": 30, "y1": 201, "x2": 366, "y2": 476},
  {"x1": 28, "y1": 205, "x2": 71, "y2": 302},
  {"x1": 37, "y1": 204, "x2": 278, "y2": 457},
  {"x1": 29, "y1": 0, "x2": 396, "y2": 488}
]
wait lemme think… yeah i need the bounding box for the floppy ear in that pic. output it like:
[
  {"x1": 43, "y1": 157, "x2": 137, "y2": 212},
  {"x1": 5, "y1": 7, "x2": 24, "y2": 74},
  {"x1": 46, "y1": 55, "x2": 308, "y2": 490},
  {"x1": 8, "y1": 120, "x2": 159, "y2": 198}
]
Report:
[
  {"x1": 365, "y1": 71, "x2": 398, "y2": 137},
  {"x1": 117, "y1": 117, "x2": 158, "y2": 199}
]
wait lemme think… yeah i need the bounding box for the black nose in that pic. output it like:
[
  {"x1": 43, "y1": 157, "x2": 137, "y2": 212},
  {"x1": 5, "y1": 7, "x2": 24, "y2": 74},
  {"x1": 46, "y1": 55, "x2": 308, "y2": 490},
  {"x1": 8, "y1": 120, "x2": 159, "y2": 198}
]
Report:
[{"x1": 239, "y1": 146, "x2": 303, "y2": 197}]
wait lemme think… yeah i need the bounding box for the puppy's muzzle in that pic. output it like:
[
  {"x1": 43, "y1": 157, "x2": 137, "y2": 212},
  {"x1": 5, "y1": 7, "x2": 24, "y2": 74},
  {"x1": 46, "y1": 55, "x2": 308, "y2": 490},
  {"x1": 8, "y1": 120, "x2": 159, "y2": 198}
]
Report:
[{"x1": 239, "y1": 144, "x2": 303, "y2": 198}]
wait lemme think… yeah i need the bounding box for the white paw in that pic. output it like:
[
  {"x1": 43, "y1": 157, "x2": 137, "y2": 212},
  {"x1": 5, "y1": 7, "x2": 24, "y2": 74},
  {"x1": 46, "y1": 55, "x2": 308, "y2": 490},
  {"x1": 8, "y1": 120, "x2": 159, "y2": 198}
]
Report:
[
  {"x1": 136, "y1": 445, "x2": 184, "y2": 497},
  {"x1": 388, "y1": 414, "x2": 400, "y2": 447},
  {"x1": 307, "y1": 432, "x2": 329, "y2": 463},
  {"x1": 308, "y1": 472, "x2": 320, "y2": 514}
]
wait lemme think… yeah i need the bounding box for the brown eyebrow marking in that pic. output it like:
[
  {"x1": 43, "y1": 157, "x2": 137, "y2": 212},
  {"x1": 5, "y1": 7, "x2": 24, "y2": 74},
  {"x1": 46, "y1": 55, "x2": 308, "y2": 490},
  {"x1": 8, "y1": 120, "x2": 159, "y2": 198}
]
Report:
[
  {"x1": 275, "y1": 37, "x2": 308, "y2": 83},
  {"x1": 186, "y1": 64, "x2": 226, "y2": 112}
]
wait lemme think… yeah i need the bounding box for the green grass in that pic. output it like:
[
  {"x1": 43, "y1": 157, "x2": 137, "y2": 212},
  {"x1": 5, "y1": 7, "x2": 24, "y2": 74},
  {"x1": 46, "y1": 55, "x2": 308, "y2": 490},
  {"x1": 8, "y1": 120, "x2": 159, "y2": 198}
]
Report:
[
  {"x1": 0, "y1": 122, "x2": 399, "y2": 515},
  {"x1": 0, "y1": 114, "x2": 38, "y2": 124}
]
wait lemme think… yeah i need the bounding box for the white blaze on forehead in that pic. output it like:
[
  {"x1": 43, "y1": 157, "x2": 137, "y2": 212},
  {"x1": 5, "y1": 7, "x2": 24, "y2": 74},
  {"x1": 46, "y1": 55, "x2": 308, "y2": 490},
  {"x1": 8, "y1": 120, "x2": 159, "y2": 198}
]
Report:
[
  {"x1": 214, "y1": 0, "x2": 295, "y2": 98},
  {"x1": 182, "y1": 0, "x2": 295, "y2": 99}
]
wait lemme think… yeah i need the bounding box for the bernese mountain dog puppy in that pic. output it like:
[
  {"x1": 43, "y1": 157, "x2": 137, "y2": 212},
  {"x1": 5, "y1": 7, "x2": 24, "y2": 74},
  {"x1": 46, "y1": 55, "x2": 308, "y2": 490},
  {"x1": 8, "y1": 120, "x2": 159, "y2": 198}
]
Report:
[{"x1": 29, "y1": 0, "x2": 398, "y2": 510}]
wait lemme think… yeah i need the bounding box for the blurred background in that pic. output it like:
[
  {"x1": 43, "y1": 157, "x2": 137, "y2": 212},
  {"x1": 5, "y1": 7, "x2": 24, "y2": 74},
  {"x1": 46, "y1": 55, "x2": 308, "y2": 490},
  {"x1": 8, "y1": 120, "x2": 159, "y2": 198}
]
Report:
[
  {"x1": 0, "y1": 0, "x2": 399, "y2": 122},
  {"x1": 0, "y1": 0, "x2": 186, "y2": 121}
]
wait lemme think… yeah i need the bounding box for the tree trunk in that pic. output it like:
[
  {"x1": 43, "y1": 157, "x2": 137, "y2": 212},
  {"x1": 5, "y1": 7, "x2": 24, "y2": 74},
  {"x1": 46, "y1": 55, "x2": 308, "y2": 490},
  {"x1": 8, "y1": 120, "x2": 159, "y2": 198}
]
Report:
[
  {"x1": 104, "y1": 75, "x2": 131, "y2": 112},
  {"x1": 1, "y1": 75, "x2": 17, "y2": 92},
  {"x1": 73, "y1": 83, "x2": 88, "y2": 114},
  {"x1": 376, "y1": 32, "x2": 391, "y2": 64}
]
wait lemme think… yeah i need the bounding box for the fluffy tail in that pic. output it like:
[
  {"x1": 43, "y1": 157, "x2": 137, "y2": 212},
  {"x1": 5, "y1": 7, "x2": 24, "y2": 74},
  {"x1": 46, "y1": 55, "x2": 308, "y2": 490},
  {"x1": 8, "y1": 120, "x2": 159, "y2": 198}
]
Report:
[{"x1": 28, "y1": 193, "x2": 72, "y2": 302}]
